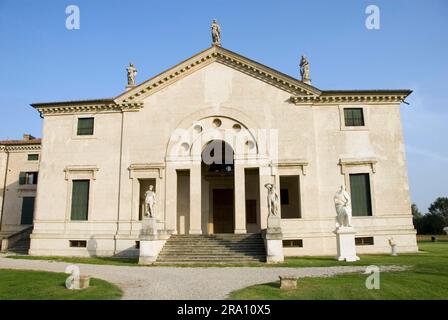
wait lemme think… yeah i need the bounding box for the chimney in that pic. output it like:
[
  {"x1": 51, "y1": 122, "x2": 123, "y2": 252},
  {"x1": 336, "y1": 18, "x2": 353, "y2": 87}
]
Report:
[{"x1": 23, "y1": 133, "x2": 35, "y2": 141}]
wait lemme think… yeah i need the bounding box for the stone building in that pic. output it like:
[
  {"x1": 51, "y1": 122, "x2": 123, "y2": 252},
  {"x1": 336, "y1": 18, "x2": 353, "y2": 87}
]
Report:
[
  {"x1": 0, "y1": 135, "x2": 41, "y2": 251},
  {"x1": 1, "y1": 41, "x2": 418, "y2": 260}
]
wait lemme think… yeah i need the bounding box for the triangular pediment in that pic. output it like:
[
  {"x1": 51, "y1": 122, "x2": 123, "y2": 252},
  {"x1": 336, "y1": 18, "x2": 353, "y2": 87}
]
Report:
[{"x1": 114, "y1": 46, "x2": 321, "y2": 104}]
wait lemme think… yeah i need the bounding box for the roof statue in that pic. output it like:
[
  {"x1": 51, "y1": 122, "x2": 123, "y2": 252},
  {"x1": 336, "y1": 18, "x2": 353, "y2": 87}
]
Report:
[
  {"x1": 127, "y1": 62, "x2": 137, "y2": 87},
  {"x1": 211, "y1": 19, "x2": 221, "y2": 46},
  {"x1": 300, "y1": 55, "x2": 311, "y2": 84}
]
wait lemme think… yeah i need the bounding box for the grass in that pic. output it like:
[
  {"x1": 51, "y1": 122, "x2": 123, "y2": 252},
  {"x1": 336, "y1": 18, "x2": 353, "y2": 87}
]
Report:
[
  {"x1": 228, "y1": 241, "x2": 448, "y2": 300},
  {"x1": 0, "y1": 269, "x2": 123, "y2": 300},
  {"x1": 7, "y1": 255, "x2": 139, "y2": 266}
]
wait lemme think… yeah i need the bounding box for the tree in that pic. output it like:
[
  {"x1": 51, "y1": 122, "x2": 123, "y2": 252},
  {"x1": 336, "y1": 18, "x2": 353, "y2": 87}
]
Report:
[
  {"x1": 411, "y1": 203, "x2": 422, "y2": 219},
  {"x1": 412, "y1": 198, "x2": 448, "y2": 235},
  {"x1": 428, "y1": 197, "x2": 448, "y2": 218}
]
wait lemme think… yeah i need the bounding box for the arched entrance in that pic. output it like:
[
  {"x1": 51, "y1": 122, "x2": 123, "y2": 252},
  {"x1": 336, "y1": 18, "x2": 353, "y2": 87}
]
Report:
[{"x1": 201, "y1": 140, "x2": 234, "y2": 233}]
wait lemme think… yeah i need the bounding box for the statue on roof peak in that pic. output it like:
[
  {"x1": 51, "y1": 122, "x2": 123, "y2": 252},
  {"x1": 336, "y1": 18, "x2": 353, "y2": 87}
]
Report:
[{"x1": 211, "y1": 19, "x2": 221, "y2": 46}]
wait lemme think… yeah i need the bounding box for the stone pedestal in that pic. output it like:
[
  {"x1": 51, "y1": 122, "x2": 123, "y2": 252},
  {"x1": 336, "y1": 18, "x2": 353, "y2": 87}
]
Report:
[
  {"x1": 264, "y1": 216, "x2": 284, "y2": 264},
  {"x1": 334, "y1": 227, "x2": 360, "y2": 262},
  {"x1": 279, "y1": 276, "x2": 298, "y2": 290},
  {"x1": 390, "y1": 245, "x2": 397, "y2": 256},
  {"x1": 138, "y1": 217, "x2": 166, "y2": 265}
]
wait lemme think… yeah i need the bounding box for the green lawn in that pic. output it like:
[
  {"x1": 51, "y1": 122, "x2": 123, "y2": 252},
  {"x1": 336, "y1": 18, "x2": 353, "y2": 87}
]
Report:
[
  {"x1": 0, "y1": 269, "x2": 123, "y2": 300},
  {"x1": 7, "y1": 255, "x2": 138, "y2": 267},
  {"x1": 229, "y1": 241, "x2": 448, "y2": 300}
]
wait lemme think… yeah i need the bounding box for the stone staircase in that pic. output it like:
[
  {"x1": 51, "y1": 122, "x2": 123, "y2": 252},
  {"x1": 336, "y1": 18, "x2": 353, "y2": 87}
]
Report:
[
  {"x1": 156, "y1": 233, "x2": 266, "y2": 264},
  {"x1": 7, "y1": 238, "x2": 30, "y2": 255}
]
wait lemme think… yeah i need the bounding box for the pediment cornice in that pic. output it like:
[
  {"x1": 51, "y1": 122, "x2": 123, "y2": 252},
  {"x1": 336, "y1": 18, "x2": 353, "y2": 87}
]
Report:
[
  {"x1": 33, "y1": 102, "x2": 143, "y2": 116},
  {"x1": 115, "y1": 46, "x2": 321, "y2": 104}
]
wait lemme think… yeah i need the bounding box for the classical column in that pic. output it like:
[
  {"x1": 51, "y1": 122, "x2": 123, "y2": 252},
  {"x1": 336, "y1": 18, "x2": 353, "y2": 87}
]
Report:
[
  {"x1": 189, "y1": 163, "x2": 202, "y2": 234},
  {"x1": 164, "y1": 166, "x2": 177, "y2": 234},
  {"x1": 234, "y1": 163, "x2": 246, "y2": 234}
]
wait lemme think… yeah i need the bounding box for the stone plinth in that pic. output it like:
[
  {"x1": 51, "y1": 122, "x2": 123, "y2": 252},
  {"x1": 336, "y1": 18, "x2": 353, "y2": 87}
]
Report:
[
  {"x1": 279, "y1": 276, "x2": 298, "y2": 289},
  {"x1": 138, "y1": 217, "x2": 166, "y2": 265},
  {"x1": 334, "y1": 227, "x2": 360, "y2": 262},
  {"x1": 264, "y1": 216, "x2": 284, "y2": 263}
]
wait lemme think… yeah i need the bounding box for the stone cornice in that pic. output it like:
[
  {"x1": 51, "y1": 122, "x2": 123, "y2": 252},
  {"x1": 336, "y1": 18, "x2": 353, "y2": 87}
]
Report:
[
  {"x1": 0, "y1": 144, "x2": 41, "y2": 152},
  {"x1": 115, "y1": 46, "x2": 321, "y2": 104},
  {"x1": 32, "y1": 102, "x2": 143, "y2": 116},
  {"x1": 291, "y1": 91, "x2": 411, "y2": 105}
]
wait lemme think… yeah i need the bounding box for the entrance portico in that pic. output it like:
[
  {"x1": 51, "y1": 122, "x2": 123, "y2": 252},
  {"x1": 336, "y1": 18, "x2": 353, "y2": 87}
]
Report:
[{"x1": 164, "y1": 115, "x2": 272, "y2": 235}]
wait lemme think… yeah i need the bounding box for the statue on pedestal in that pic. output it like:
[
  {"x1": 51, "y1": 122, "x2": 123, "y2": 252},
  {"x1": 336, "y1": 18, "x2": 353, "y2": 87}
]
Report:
[
  {"x1": 265, "y1": 183, "x2": 279, "y2": 217},
  {"x1": 144, "y1": 185, "x2": 156, "y2": 218},
  {"x1": 211, "y1": 19, "x2": 221, "y2": 46},
  {"x1": 334, "y1": 185, "x2": 352, "y2": 228},
  {"x1": 127, "y1": 62, "x2": 137, "y2": 86},
  {"x1": 299, "y1": 55, "x2": 310, "y2": 83}
]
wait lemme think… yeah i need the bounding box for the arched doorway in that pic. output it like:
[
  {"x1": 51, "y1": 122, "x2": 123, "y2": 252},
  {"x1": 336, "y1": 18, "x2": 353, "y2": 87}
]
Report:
[{"x1": 201, "y1": 140, "x2": 234, "y2": 233}]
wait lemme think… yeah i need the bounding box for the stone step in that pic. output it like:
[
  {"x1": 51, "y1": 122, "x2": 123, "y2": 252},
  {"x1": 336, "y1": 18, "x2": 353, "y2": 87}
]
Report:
[
  {"x1": 157, "y1": 257, "x2": 265, "y2": 263},
  {"x1": 156, "y1": 233, "x2": 266, "y2": 264},
  {"x1": 161, "y1": 249, "x2": 266, "y2": 254},
  {"x1": 163, "y1": 243, "x2": 264, "y2": 247}
]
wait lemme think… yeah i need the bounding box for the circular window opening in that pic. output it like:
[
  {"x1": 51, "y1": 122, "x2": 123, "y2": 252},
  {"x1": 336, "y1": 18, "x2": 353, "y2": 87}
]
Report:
[
  {"x1": 193, "y1": 124, "x2": 203, "y2": 133},
  {"x1": 246, "y1": 140, "x2": 255, "y2": 150},
  {"x1": 212, "y1": 118, "x2": 222, "y2": 128},
  {"x1": 181, "y1": 142, "x2": 190, "y2": 152},
  {"x1": 232, "y1": 124, "x2": 242, "y2": 132}
]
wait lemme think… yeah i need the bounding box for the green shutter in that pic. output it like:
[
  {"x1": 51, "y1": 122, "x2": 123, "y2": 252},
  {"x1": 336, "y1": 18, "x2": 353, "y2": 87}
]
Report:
[
  {"x1": 19, "y1": 172, "x2": 26, "y2": 185},
  {"x1": 350, "y1": 174, "x2": 372, "y2": 216},
  {"x1": 21, "y1": 197, "x2": 35, "y2": 224},
  {"x1": 344, "y1": 108, "x2": 365, "y2": 126},
  {"x1": 28, "y1": 154, "x2": 39, "y2": 161},
  {"x1": 71, "y1": 180, "x2": 90, "y2": 220},
  {"x1": 77, "y1": 118, "x2": 94, "y2": 135}
]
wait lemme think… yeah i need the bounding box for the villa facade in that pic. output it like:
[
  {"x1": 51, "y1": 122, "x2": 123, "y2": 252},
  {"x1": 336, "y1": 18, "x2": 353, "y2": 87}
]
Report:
[{"x1": 1, "y1": 44, "x2": 418, "y2": 258}]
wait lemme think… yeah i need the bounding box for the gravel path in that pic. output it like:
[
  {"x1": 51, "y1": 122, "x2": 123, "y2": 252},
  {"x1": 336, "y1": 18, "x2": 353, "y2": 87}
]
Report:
[{"x1": 0, "y1": 255, "x2": 405, "y2": 299}]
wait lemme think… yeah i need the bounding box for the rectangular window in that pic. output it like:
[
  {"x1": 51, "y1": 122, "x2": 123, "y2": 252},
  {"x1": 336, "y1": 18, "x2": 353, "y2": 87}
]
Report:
[
  {"x1": 283, "y1": 239, "x2": 303, "y2": 248},
  {"x1": 19, "y1": 172, "x2": 38, "y2": 185},
  {"x1": 69, "y1": 240, "x2": 87, "y2": 248},
  {"x1": 350, "y1": 173, "x2": 372, "y2": 216},
  {"x1": 77, "y1": 117, "x2": 94, "y2": 135},
  {"x1": 279, "y1": 175, "x2": 301, "y2": 218},
  {"x1": 355, "y1": 237, "x2": 374, "y2": 246},
  {"x1": 280, "y1": 189, "x2": 289, "y2": 205},
  {"x1": 71, "y1": 180, "x2": 90, "y2": 221},
  {"x1": 21, "y1": 197, "x2": 35, "y2": 225},
  {"x1": 344, "y1": 108, "x2": 365, "y2": 126},
  {"x1": 28, "y1": 154, "x2": 39, "y2": 161}
]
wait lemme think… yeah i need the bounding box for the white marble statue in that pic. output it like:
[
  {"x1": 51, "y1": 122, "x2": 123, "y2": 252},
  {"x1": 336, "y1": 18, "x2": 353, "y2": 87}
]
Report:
[
  {"x1": 265, "y1": 183, "x2": 279, "y2": 217},
  {"x1": 127, "y1": 62, "x2": 137, "y2": 86},
  {"x1": 334, "y1": 185, "x2": 352, "y2": 228},
  {"x1": 388, "y1": 238, "x2": 397, "y2": 256},
  {"x1": 144, "y1": 185, "x2": 156, "y2": 218},
  {"x1": 211, "y1": 19, "x2": 221, "y2": 46}
]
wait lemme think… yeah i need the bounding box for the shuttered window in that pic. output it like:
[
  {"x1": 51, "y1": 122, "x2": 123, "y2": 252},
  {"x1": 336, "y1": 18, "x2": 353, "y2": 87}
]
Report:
[
  {"x1": 71, "y1": 180, "x2": 90, "y2": 220},
  {"x1": 77, "y1": 117, "x2": 94, "y2": 135},
  {"x1": 350, "y1": 174, "x2": 372, "y2": 216},
  {"x1": 21, "y1": 197, "x2": 35, "y2": 225},
  {"x1": 28, "y1": 154, "x2": 39, "y2": 161},
  {"x1": 344, "y1": 108, "x2": 365, "y2": 126}
]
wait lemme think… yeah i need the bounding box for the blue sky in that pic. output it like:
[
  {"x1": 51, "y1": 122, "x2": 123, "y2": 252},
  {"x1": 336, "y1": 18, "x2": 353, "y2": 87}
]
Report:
[{"x1": 0, "y1": 0, "x2": 447, "y2": 212}]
